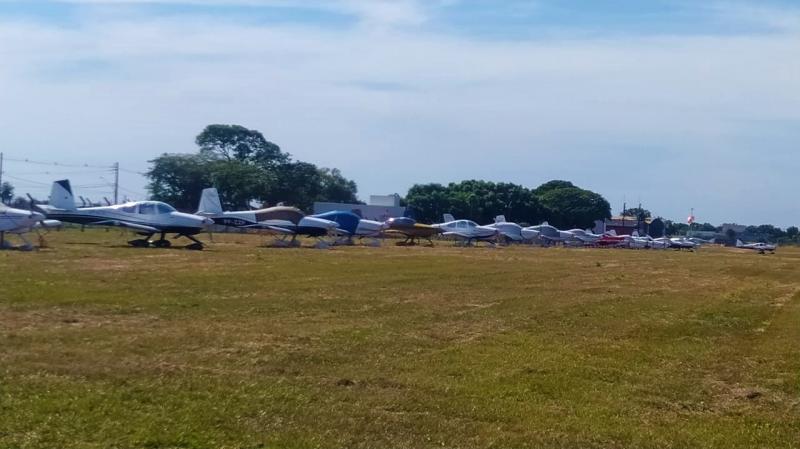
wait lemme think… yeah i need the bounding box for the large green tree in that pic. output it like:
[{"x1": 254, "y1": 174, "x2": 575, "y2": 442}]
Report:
[
  {"x1": 147, "y1": 125, "x2": 358, "y2": 212},
  {"x1": 146, "y1": 154, "x2": 212, "y2": 211},
  {"x1": 196, "y1": 124, "x2": 288, "y2": 168},
  {"x1": 537, "y1": 186, "x2": 611, "y2": 229}
]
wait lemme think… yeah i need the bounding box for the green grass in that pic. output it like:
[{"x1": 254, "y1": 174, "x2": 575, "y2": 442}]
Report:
[{"x1": 1, "y1": 229, "x2": 799, "y2": 448}]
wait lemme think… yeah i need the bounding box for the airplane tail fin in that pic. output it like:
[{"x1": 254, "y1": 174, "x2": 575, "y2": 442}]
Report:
[
  {"x1": 736, "y1": 239, "x2": 744, "y2": 248},
  {"x1": 632, "y1": 230, "x2": 640, "y2": 237},
  {"x1": 495, "y1": 215, "x2": 506, "y2": 223},
  {"x1": 443, "y1": 213, "x2": 455, "y2": 223},
  {"x1": 197, "y1": 188, "x2": 223, "y2": 215},
  {"x1": 607, "y1": 230, "x2": 618, "y2": 236},
  {"x1": 49, "y1": 180, "x2": 76, "y2": 210}
]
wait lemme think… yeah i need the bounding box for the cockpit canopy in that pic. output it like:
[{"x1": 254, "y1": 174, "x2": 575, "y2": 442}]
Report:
[
  {"x1": 118, "y1": 201, "x2": 177, "y2": 215},
  {"x1": 387, "y1": 217, "x2": 417, "y2": 227},
  {"x1": 452, "y1": 220, "x2": 478, "y2": 229}
]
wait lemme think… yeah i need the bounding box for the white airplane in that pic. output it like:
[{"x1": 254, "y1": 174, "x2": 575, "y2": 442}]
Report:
[
  {"x1": 0, "y1": 205, "x2": 60, "y2": 250},
  {"x1": 433, "y1": 214, "x2": 498, "y2": 245},
  {"x1": 196, "y1": 188, "x2": 340, "y2": 246},
  {"x1": 736, "y1": 239, "x2": 776, "y2": 254},
  {"x1": 485, "y1": 215, "x2": 524, "y2": 243},
  {"x1": 39, "y1": 180, "x2": 214, "y2": 250},
  {"x1": 522, "y1": 222, "x2": 562, "y2": 244},
  {"x1": 667, "y1": 237, "x2": 699, "y2": 250},
  {"x1": 522, "y1": 222, "x2": 595, "y2": 245}
]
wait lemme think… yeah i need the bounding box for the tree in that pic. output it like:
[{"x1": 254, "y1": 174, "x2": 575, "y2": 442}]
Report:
[
  {"x1": 267, "y1": 161, "x2": 325, "y2": 211},
  {"x1": 318, "y1": 168, "x2": 359, "y2": 204},
  {"x1": 405, "y1": 180, "x2": 547, "y2": 225},
  {"x1": 533, "y1": 180, "x2": 575, "y2": 196},
  {"x1": 208, "y1": 159, "x2": 273, "y2": 210},
  {"x1": 146, "y1": 153, "x2": 214, "y2": 211},
  {"x1": 787, "y1": 226, "x2": 799, "y2": 239},
  {"x1": 537, "y1": 187, "x2": 611, "y2": 229},
  {"x1": 147, "y1": 124, "x2": 359, "y2": 212},
  {"x1": 196, "y1": 124, "x2": 288, "y2": 168},
  {"x1": 405, "y1": 183, "x2": 451, "y2": 224},
  {"x1": 0, "y1": 182, "x2": 13, "y2": 205},
  {"x1": 725, "y1": 228, "x2": 738, "y2": 245},
  {"x1": 621, "y1": 207, "x2": 651, "y2": 219}
]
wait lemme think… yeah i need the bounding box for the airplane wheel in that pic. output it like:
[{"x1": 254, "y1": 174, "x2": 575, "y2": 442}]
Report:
[
  {"x1": 153, "y1": 240, "x2": 172, "y2": 248},
  {"x1": 186, "y1": 242, "x2": 204, "y2": 251},
  {"x1": 128, "y1": 239, "x2": 150, "y2": 248}
]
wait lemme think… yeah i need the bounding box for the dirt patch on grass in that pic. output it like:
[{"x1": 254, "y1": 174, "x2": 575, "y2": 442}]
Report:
[{"x1": 0, "y1": 307, "x2": 160, "y2": 332}]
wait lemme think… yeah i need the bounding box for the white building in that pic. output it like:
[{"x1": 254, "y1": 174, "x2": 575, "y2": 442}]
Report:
[{"x1": 313, "y1": 193, "x2": 406, "y2": 221}]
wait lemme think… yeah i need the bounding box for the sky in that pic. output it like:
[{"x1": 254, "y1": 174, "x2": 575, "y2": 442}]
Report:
[{"x1": 0, "y1": 0, "x2": 798, "y2": 226}]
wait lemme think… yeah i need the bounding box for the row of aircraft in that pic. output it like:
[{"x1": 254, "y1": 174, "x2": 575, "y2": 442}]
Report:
[{"x1": 0, "y1": 180, "x2": 777, "y2": 254}]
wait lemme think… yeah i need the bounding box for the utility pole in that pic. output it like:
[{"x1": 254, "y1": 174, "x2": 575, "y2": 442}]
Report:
[
  {"x1": 0, "y1": 152, "x2": 3, "y2": 205},
  {"x1": 113, "y1": 162, "x2": 119, "y2": 205}
]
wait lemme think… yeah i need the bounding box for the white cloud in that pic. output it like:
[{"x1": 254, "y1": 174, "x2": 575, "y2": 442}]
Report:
[{"x1": 0, "y1": 3, "x2": 799, "y2": 225}]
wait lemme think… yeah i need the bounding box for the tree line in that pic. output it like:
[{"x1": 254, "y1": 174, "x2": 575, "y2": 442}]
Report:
[{"x1": 405, "y1": 179, "x2": 612, "y2": 229}]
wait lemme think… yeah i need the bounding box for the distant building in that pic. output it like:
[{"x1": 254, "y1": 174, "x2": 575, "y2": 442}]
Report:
[
  {"x1": 313, "y1": 194, "x2": 406, "y2": 221},
  {"x1": 368, "y1": 194, "x2": 401, "y2": 208},
  {"x1": 597, "y1": 216, "x2": 663, "y2": 236}
]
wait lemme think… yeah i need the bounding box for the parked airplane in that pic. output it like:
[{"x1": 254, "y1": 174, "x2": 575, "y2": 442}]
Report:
[
  {"x1": 309, "y1": 210, "x2": 385, "y2": 245},
  {"x1": 485, "y1": 215, "x2": 524, "y2": 243},
  {"x1": 383, "y1": 217, "x2": 440, "y2": 245},
  {"x1": 433, "y1": 214, "x2": 499, "y2": 245},
  {"x1": 736, "y1": 239, "x2": 776, "y2": 254},
  {"x1": 666, "y1": 237, "x2": 699, "y2": 250},
  {"x1": 522, "y1": 222, "x2": 565, "y2": 244},
  {"x1": 196, "y1": 188, "x2": 339, "y2": 246},
  {"x1": 0, "y1": 205, "x2": 59, "y2": 250},
  {"x1": 39, "y1": 180, "x2": 213, "y2": 250}
]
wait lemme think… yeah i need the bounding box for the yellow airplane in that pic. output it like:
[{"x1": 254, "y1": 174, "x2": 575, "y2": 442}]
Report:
[{"x1": 383, "y1": 217, "x2": 440, "y2": 246}]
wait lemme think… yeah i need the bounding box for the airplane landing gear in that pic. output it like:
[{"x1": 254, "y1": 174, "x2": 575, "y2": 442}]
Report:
[
  {"x1": 128, "y1": 238, "x2": 151, "y2": 248},
  {"x1": 152, "y1": 239, "x2": 172, "y2": 248},
  {"x1": 151, "y1": 232, "x2": 172, "y2": 248},
  {"x1": 184, "y1": 234, "x2": 205, "y2": 251}
]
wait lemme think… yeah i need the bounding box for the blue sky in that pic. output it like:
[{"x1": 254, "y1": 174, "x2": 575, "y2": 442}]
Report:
[{"x1": 1, "y1": 0, "x2": 799, "y2": 226}]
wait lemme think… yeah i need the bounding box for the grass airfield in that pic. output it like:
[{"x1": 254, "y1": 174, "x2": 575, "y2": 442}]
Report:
[{"x1": 1, "y1": 229, "x2": 799, "y2": 449}]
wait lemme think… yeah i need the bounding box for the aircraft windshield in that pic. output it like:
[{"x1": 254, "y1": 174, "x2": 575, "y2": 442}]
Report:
[
  {"x1": 137, "y1": 202, "x2": 176, "y2": 215},
  {"x1": 138, "y1": 203, "x2": 157, "y2": 215},
  {"x1": 156, "y1": 203, "x2": 175, "y2": 214}
]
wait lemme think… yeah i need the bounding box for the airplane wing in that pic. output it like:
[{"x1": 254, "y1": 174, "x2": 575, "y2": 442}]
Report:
[
  {"x1": 90, "y1": 220, "x2": 159, "y2": 233},
  {"x1": 383, "y1": 229, "x2": 411, "y2": 238},
  {"x1": 499, "y1": 232, "x2": 523, "y2": 241},
  {"x1": 263, "y1": 225, "x2": 296, "y2": 234},
  {"x1": 539, "y1": 235, "x2": 563, "y2": 241},
  {"x1": 442, "y1": 231, "x2": 475, "y2": 239},
  {"x1": 236, "y1": 222, "x2": 287, "y2": 231}
]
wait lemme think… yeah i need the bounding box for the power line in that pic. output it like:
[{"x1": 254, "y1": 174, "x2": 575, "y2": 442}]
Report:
[
  {"x1": 3, "y1": 157, "x2": 112, "y2": 169},
  {"x1": 1, "y1": 154, "x2": 147, "y2": 204}
]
